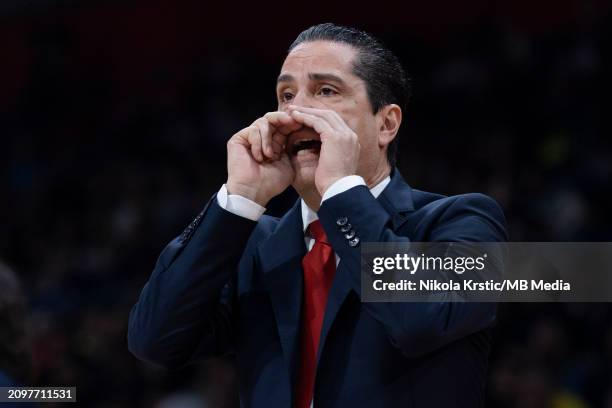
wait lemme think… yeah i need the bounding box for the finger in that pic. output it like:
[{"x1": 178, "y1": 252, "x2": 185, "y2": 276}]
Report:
[
  {"x1": 272, "y1": 132, "x2": 286, "y2": 149},
  {"x1": 263, "y1": 111, "x2": 292, "y2": 127},
  {"x1": 264, "y1": 111, "x2": 303, "y2": 135},
  {"x1": 271, "y1": 132, "x2": 286, "y2": 155},
  {"x1": 271, "y1": 139, "x2": 284, "y2": 155},
  {"x1": 252, "y1": 118, "x2": 274, "y2": 159},
  {"x1": 289, "y1": 110, "x2": 334, "y2": 137},
  {"x1": 287, "y1": 105, "x2": 345, "y2": 130},
  {"x1": 246, "y1": 125, "x2": 264, "y2": 162}
]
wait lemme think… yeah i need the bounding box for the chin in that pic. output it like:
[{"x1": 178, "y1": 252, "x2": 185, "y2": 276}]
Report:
[{"x1": 291, "y1": 164, "x2": 317, "y2": 193}]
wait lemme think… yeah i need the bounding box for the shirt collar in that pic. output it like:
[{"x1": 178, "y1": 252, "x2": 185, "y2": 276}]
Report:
[{"x1": 301, "y1": 175, "x2": 392, "y2": 233}]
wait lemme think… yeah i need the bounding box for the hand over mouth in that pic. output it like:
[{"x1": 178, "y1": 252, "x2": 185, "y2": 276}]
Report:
[{"x1": 290, "y1": 139, "x2": 322, "y2": 155}]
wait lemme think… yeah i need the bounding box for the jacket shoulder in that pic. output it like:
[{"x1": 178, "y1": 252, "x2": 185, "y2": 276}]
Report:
[
  {"x1": 413, "y1": 190, "x2": 502, "y2": 216},
  {"x1": 409, "y1": 190, "x2": 508, "y2": 241}
]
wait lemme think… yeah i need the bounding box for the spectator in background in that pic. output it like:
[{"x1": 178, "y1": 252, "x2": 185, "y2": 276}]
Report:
[{"x1": 0, "y1": 262, "x2": 30, "y2": 387}]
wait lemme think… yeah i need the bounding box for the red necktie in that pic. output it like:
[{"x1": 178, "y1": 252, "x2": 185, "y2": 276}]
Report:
[{"x1": 295, "y1": 220, "x2": 337, "y2": 408}]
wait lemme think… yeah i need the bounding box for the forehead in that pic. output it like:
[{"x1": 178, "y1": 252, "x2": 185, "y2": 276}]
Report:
[{"x1": 280, "y1": 40, "x2": 359, "y2": 80}]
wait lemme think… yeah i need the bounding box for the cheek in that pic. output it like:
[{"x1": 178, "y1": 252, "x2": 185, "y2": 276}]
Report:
[
  {"x1": 349, "y1": 117, "x2": 378, "y2": 149},
  {"x1": 340, "y1": 109, "x2": 366, "y2": 136},
  {"x1": 336, "y1": 102, "x2": 377, "y2": 145}
]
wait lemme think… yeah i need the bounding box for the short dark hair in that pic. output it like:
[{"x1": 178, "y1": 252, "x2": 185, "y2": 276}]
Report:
[{"x1": 289, "y1": 23, "x2": 411, "y2": 167}]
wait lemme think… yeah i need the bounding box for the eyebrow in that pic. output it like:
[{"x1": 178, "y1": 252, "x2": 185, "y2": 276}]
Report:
[
  {"x1": 276, "y1": 73, "x2": 295, "y2": 84},
  {"x1": 308, "y1": 73, "x2": 346, "y2": 85},
  {"x1": 276, "y1": 72, "x2": 347, "y2": 86}
]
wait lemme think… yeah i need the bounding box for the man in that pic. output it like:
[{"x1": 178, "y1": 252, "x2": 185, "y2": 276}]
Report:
[{"x1": 128, "y1": 23, "x2": 508, "y2": 407}]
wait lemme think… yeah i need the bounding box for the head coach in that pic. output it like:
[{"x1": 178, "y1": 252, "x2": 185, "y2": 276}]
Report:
[{"x1": 128, "y1": 23, "x2": 508, "y2": 407}]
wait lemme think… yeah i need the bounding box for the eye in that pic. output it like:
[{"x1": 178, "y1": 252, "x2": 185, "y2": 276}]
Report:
[
  {"x1": 317, "y1": 86, "x2": 339, "y2": 97},
  {"x1": 280, "y1": 91, "x2": 294, "y2": 103}
]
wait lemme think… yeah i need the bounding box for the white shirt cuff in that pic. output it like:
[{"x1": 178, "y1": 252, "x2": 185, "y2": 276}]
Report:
[
  {"x1": 321, "y1": 175, "x2": 366, "y2": 203},
  {"x1": 216, "y1": 184, "x2": 266, "y2": 221}
]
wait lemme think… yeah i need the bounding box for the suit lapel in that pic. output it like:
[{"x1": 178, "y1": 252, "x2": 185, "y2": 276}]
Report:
[
  {"x1": 316, "y1": 257, "x2": 353, "y2": 366},
  {"x1": 258, "y1": 200, "x2": 306, "y2": 387},
  {"x1": 377, "y1": 168, "x2": 415, "y2": 229}
]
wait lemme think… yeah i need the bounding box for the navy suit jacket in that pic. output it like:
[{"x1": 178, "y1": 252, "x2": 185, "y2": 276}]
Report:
[{"x1": 128, "y1": 169, "x2": 508, "y2": 407}]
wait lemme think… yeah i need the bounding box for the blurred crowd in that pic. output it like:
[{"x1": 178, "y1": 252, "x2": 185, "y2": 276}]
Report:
[{"x1": 1, "y1": 1, "x2": 611, "y2": 407}]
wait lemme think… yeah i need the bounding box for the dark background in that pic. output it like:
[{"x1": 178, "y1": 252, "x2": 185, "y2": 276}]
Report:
[{"x1": 1, "y1": 0, "x2": 611, "y2": 406}]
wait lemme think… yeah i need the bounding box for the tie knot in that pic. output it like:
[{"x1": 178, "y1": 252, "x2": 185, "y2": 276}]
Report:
[{"x1": 308, "y1": 220, "x2": 328, "y2": 244}]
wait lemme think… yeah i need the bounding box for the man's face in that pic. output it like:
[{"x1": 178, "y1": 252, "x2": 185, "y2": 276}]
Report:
[{"x1": 277, "y1": 40, "x2": 384, "y2": 192}]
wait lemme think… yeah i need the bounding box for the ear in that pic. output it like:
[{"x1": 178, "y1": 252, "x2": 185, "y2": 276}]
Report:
[{"x1": 377, "y1": 104, "x2": 402, "y2": 149}]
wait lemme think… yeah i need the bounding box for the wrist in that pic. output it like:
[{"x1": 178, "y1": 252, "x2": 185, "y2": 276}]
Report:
[
  {"x1": 317, "y1": 175, "x2": 347, "y2": 196},
  {"x1": 226, "y1": 180, "x2": 271, "y2": 207}
]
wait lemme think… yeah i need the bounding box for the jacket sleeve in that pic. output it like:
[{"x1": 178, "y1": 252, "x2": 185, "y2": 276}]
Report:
[
  {"x1": 317, "y1": 185, "x2": 508, "y2": 358},
  {"x1": 127, "y1": 196, "x2": 258, "y2": 369}
]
